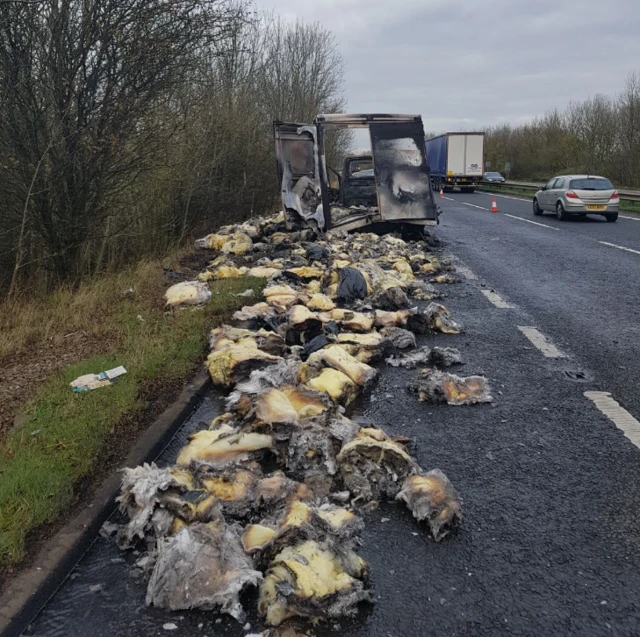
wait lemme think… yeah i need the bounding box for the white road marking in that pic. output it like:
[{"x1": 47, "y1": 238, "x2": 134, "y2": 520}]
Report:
[
  {"x1": 455, "y1": 264, "x2": 478, "y2": 280},
  {"x1": 482, "y1": 290, "x2": 513, "y2": 308},
  {"x1": 489, "y1": 193, "x2": 531, "y2": 202},
  {"x1": 584, "y1": 391, "x2": 640, "y2": 448},
  {"x1": 462, "y1": 202, "x2": 489, "y2": 211},
  {"x1": 504, "y1": 214, "x2": 559, "y2": 230},
  {"x1": 620, "y1": 215, "x2": 640, "y2": 221},
  {"x1": 441, "y1": 196, "x2": 456, "y2": 201},
  {"x1": 599, "y1": 241, "x2": 640, "y2": 256},
  {"x1": 518, "y1": 326, "x2": 566, "y2": 358}
]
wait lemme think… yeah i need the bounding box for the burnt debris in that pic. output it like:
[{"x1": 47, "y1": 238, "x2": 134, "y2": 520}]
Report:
[{"x1": 112, "y1": 207, "x2": 495, "y2": 631}]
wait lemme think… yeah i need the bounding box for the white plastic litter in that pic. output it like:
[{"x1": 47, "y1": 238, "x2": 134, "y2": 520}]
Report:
[{"x1": 70, "y1": 366, "x2": 127, "y2": 392}]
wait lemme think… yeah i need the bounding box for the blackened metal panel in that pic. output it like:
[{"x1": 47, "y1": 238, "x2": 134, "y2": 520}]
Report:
[
  {"x1": 315, "y1": 121, "x2": 333, "y2": 230},
  {"x1": 273, "y1": 121, "x2": 325, "y2": 230},
  {"x1": 316, "y1": 113, "x2": 422, "y2": 128},
  {"x1": 369, "y1": 120, "x2": 438, "y2": 222}
]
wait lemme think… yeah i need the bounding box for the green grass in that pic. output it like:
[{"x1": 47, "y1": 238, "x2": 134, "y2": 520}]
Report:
[
  {"x1": 0, "y1": 274, "x2": 264, "y2": 568},
  {"x1": 478, "y1": 185, "x2": 640, "y2": 215}
]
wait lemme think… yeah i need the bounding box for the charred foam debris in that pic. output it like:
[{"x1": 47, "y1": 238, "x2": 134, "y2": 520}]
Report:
[{"x1": 114, "y1": 212, "x2": 493, "y2": 630}]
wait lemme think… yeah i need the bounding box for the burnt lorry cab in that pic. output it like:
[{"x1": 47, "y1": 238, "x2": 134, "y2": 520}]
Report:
[
  {"x1": 274, "y1": 114, "x2": 439, "y2": 234},
  {"x1": 330, "y1": 155, "x2": 377, "y2": 209}
]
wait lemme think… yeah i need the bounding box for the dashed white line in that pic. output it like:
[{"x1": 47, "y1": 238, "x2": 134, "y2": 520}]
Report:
[
  {"x1": 482, "y1": 290, "x2": 514, "y2": 309},
  {"x1": 454, "y1": 264, "x2": 478, "y2": 280},
  {"x1": 518, "y1": 326, "x2": 566, "y2": 358},
  {"x1": 488, "y1": 193, "x2": 531, "y2": 202},
  {"x1": 462, "y1": 201, "x2": 489, "y2": 211},
  {"x1": 620, "y1": 215, "x2": 640, "y2": 221},
  {"x1": 504, "y1": 214, "x2": 559, "y2": 230},
  {"x1": 598, "y1": 241, "x2": 640, "y2": 256},
  {"x1": 441, "y1": 196, "x2": 456, "y2": 201},
  {"x1": 585, "y1": 391, "x2": 640, "y2": 448}
]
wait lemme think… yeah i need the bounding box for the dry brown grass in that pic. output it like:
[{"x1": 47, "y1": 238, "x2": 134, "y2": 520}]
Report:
[
  {"x1": 0, "y1": 253, "x2": 190, "y2": 362},
  {"x1": 0, "y1": 255, "x2": 264, "y2": 568},
  {"x1": 0, "y1": 247, "x2": 211, "y2": 443}
]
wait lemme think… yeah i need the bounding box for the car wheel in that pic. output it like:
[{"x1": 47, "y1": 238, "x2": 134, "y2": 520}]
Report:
[
  {"x1": 605, "y1": 213, "x2": 618, "y2": 223},
  {"x1": 556, "y1": 201, "x2": 568, "y2": 221},
  {"x1": 533, "y1": 198, "x2": 543, "y2": 216}
]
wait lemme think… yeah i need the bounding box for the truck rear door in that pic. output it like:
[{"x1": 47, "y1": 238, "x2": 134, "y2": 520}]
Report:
[
  {"x1": 464, "y1": 134, "x2": 484, "y2": 177},
  {"x1": 369, "y1": 120, "x2": 438, "y2": 222},
  {"x1": 446, "y1": 134, "x2": 484, "y2": 177},
  {"x1": 446, "y1": 134, "x2": 465, "y2": 175},
  {"x1": 273, "y1": 122, "x2": 325, "y2": 230}
]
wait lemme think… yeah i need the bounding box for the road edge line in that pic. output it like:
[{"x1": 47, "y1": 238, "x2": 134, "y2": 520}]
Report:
[{"x1": 0, "y1": 371, "x2": 213, "y2": 637}]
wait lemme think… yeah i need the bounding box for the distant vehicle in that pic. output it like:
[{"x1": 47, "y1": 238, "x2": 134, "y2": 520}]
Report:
[
  {"x1": 483, "y1": 171, "x2": 505, "y2": 183},
  {"x1": 533, "y1": 175, "x2": 619, "y2": 222},
  {"x1": 425, "y1": 132, "x2": 485, "y2": 193}
]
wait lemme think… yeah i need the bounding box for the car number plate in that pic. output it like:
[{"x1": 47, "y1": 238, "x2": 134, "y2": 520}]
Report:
[{"x1": 586, "y1": 205, "x2": 606, "y2": 211}]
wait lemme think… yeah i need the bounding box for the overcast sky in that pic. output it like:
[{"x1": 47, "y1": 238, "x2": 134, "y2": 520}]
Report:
[{"x1": 262, "y1": 0, "x2": 640, "y2": 138}]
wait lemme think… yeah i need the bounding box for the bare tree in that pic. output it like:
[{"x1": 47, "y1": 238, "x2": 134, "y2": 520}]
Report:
[
  {"x1": 484, "y1": 72, "x2": 640, "y2": 186},
  {"x1": 0, "y1": 0, "x2": 245, "y2": 286},
  {"x1": 162, "y1": 13, "x2": 351, "y2": 240},
  {"x1": 616, "y1": 72, "x2": 640, "y2": 185},
  {"x1": 0, "y1": 4, "x2": 351, "y2": 292}
]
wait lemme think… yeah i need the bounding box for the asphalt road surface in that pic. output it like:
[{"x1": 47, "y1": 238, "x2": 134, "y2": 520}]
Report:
[
  {"x1": 438, "y1": 189, "x2": 640, "y2": 421},
  {"x1": 21, "y1": 197, "x2": 640, "y2": 637}
]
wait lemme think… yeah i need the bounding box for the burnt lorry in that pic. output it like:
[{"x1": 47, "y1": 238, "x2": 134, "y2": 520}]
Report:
[{"x1": 274, "y1": 114, "x2": 439, "y2": 234}]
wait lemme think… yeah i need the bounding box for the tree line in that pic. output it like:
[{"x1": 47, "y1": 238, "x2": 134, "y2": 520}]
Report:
[
  {"x1": 0, "y1": 0, "x2": 350, "y2": 294},
  {"x1": 484, "y1": 72, "x2": 640, "y2": 186}
]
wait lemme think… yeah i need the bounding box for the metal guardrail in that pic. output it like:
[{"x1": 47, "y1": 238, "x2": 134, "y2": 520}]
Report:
[{"x1": 482, "y1": 181, "x2": 640, "y2": 204}]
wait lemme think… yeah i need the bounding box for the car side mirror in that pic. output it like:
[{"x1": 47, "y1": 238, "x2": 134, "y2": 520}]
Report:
[{"x1": 540, "y1": 185, "x2": 546, "y2": 191}]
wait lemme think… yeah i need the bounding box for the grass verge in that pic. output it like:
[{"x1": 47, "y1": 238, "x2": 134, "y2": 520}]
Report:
[
  {"x1": 478, "y1": 185, "x2": 640, "y2": 215},
  {"x1": 0, "y1": 267, "x2": 264, "y2": 569}
]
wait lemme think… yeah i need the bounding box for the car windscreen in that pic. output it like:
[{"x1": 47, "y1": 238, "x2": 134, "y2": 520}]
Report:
[
  {"x1": 351, "y1": 168, "x2": 374, "y2": 178},
  {"x1": 569, "y1": 178, "x2": 614, "y2": 190},
  {"x1": 348, "y1": 160, "x2": 373, "y2": 177}
]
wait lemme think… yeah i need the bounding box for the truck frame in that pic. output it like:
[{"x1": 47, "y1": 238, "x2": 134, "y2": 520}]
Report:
[{"x1": 274, "y1": 113, "x2": 439, "y2": 234}]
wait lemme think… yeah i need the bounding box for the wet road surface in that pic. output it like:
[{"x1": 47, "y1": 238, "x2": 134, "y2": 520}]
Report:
[
  {"x1": 21, "y1": 200, "x2": 640, "y2": 636},
  {"x1": 438, "y1": 190, "x2": 640, "y2": 422}
]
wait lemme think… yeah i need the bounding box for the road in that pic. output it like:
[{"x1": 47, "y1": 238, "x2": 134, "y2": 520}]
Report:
[
  {"x1": 438, "y1": 189, "x2": 640, "y2": 422},
  {"x1": 20, "y1": 195, "x2": 640, "y2": 637}
]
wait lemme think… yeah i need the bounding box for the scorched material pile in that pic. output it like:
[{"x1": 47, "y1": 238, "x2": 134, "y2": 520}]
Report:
[{"x1": 115, "y1": 214, "x2": 492, "y2": 631}]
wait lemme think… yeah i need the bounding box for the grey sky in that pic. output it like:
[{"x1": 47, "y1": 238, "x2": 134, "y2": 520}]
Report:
[{"x1": 262, "y1": 0, "x2": 640, "y2": 137}]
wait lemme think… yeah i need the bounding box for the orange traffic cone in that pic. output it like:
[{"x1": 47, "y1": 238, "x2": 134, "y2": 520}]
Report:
[
  {"x1": 491, "y1": 198, "x2": 498, "y2": 213},
  {"x1": 439, "y1": 187, "x2": 444, "y2": 198}
]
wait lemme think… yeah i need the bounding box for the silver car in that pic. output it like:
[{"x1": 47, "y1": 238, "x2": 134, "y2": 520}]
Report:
[{"x1": 533, "y1": 174, "x2": 619, "y2": 222}]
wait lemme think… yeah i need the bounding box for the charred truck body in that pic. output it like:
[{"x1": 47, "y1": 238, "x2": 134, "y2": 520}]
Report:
[{"x1": 274, "y1": 114, "x2": 439, "y2": 234}]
